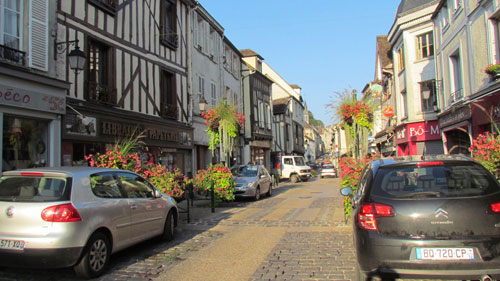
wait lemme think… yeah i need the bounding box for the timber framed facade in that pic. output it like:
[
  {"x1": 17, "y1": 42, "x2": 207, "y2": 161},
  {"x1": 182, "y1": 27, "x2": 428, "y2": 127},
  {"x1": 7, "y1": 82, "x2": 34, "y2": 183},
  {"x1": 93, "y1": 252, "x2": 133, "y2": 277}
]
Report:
[{"x1": 57, "y1": 0, "x2": 196, "y2": 176}]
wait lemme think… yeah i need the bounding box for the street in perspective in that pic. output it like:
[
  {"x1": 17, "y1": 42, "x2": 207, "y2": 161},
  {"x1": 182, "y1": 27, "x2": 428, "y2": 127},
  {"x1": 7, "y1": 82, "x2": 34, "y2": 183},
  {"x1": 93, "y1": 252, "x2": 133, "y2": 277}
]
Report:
[
  {"x1": 3, "y1": 0, "x2": 500, "y2": 280},
  {"x1": 0, "y1": 176, "x2": 357, "y2": 281}
]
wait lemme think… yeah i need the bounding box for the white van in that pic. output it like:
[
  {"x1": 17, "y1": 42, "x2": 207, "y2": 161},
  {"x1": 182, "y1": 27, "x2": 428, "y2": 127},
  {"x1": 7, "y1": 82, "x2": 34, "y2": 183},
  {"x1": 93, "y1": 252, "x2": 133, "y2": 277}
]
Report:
[{"x1": 278, "y1": 156, "x2": 311, "y2": 183}]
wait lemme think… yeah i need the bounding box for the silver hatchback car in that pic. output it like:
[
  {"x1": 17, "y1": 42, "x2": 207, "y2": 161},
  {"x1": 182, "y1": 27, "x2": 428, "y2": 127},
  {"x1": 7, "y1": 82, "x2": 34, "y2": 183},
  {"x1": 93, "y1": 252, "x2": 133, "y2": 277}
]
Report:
[{"x1": 0, "y1": 167, "x2": 178, "y2": 278}]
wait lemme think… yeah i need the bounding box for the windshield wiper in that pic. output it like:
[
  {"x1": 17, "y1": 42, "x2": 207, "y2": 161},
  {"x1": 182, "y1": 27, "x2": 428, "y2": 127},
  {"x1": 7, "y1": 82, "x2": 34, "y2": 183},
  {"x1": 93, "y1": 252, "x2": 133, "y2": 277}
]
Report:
[{"x1": 397, "y1": 191, "x2": 442, "y2": 198}]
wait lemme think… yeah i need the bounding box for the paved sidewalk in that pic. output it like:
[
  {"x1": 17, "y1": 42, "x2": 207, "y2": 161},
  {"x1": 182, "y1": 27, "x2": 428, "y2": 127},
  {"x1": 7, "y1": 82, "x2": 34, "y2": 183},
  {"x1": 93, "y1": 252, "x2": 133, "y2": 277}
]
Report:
[{"x1": 155, "y1": 177, "x2": 353, "y2": 281}]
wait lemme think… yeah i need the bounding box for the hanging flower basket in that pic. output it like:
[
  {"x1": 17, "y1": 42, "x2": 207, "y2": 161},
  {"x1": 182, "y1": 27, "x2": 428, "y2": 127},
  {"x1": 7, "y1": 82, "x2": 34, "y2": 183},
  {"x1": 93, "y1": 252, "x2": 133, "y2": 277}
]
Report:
[
  {"x1": 202, "y1": 100, "x2": 245, "y2": 156},
  {"x1": 485, "y1": 63, "x2": 500, "y2": 81}
]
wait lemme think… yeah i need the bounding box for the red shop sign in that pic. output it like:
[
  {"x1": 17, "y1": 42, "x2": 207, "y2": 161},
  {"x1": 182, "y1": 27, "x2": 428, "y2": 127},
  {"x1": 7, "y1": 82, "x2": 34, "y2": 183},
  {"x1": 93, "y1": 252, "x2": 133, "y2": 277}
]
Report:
[
  {"x1": 383, "y1": 107, "x2": 394, "y2": 118},
  {"x1": 395, "y1": 121, "x2": 441, "y2": 144}
]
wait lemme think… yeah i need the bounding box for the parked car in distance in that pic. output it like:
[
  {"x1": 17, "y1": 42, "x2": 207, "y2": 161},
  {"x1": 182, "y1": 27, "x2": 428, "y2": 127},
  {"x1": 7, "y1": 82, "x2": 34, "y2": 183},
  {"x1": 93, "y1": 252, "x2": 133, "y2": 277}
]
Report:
[
  {"x1": 320, "y1": 164, "x2": 337, "y2": 178},
  {"x1": 0, "y1": 167, "x2": 179, "y2": 279},
  {"x1": 232, "y1": 164, "x2": 272, "y2": 200},
  {"x1": 308, "y1": 163, "x2": 320, "y2": 171},
  {"x1": 340, "y1": 155, "x2": 500, "y2": 280},
  {"x1": 277, "y1": 155, "x2": 311, "y2": 183}
]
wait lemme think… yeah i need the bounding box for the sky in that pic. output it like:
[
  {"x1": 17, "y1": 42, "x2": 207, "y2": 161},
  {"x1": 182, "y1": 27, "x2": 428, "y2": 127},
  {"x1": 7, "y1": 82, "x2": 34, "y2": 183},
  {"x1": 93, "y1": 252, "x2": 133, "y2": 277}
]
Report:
[{"x1": 199, "y1": 0, "x2": 402, "y2": 126}]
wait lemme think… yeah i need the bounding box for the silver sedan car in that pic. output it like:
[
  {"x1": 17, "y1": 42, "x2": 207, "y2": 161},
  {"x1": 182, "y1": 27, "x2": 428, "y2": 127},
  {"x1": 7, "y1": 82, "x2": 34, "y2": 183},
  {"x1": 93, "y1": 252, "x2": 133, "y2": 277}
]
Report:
[
  {"x1": 232, "y1": 164, "x2": 273, "y2": 200},
  {"x1": 0, "y1": 167, "x2": 178, "y2": 279}
]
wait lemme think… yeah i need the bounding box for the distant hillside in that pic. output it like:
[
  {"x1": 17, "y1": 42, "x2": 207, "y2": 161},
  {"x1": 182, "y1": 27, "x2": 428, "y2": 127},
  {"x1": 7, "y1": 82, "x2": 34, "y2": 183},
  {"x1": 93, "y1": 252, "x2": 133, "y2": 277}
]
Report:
[{"x1": 308, "y1": 111, "x2": 324, "y2": 127}]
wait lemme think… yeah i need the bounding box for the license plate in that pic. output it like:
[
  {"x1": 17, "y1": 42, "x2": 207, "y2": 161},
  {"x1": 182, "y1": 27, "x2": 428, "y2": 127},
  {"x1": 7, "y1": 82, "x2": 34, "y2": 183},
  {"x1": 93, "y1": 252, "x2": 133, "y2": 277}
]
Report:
[
  {"x1": 0, "y1": 239, "x2": 25, "y2": 251},
  {"x1": 416, "y1": 247, "x2": 474, "y2": 260}
]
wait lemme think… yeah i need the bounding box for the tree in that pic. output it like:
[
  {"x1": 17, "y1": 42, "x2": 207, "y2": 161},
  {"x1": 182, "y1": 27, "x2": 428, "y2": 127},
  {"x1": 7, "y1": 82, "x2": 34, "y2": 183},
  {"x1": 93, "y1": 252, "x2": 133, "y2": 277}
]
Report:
[{"x1": 308, "y1": 111, "x2": 324, "y2": 127}]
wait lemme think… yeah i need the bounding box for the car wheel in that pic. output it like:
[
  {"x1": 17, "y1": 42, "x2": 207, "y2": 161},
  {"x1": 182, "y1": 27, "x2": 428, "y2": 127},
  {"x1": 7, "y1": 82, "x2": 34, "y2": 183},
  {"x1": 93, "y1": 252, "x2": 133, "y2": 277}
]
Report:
[
  {"x1": 266, "y1": 184, "x2": 272, "y2": 197},
  {"x1": 254, "y1": 186, "x2": 261, "y2": 201},
  {"x1": 290, "y1": 174, "x2": 299, "y2": 183},
  {"x1": 161, "y1": 210, "x2": 175, "y2": 241},
  {"x1": 320, "y1": 175, "x2": 324, "y2": 178},
  {"x1": 74, "y1": 232, "x2": 110, "y2": 279}
]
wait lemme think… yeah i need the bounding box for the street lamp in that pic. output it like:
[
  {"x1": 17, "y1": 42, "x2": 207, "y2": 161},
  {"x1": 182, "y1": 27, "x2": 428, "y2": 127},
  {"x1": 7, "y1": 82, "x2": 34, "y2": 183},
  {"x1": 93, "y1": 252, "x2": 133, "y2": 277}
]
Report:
[
  {"x1": 54, "y1": 39, "x2": 86, "y2": 74},
  {"x1": 198, "y1": 95, "x2": 209, "y2": 112}
]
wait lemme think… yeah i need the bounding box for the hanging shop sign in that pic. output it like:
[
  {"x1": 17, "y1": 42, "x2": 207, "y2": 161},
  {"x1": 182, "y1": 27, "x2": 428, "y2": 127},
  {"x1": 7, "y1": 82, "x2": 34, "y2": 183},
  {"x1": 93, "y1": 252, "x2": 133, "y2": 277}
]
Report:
[{"x1": 383, "y1": 107, "x2": 394, "y2": 118}]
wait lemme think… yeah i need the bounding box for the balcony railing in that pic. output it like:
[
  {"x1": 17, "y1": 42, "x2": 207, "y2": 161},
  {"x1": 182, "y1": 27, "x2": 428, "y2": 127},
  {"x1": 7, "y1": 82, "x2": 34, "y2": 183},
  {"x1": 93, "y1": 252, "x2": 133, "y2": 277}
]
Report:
[
  {"x1": 87, "y1": 82, "x2": 117, "y2": 105},
  {"x1": 162, "y1": 104, "x2": 178, "y2": 120},
  {"x1": 0, "y1": 44, "x2": 25, "y2": 66},
  {"x1": 448, "y1": 89, "x2": 464, "y2": 106}
]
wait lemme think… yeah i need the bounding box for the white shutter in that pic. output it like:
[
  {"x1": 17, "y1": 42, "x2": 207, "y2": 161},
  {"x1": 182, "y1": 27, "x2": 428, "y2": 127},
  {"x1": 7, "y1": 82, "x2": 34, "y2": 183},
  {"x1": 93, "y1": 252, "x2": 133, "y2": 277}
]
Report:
[{"x1": 29, "y1": 0, "x2": 48, "y2": 71}]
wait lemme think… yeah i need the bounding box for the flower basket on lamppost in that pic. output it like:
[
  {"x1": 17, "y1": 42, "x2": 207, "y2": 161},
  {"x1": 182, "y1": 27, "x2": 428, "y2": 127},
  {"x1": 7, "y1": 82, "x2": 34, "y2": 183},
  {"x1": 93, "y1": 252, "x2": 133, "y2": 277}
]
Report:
[{"x1": 485, "y1": 63, "x2": 500, "y2": 81}]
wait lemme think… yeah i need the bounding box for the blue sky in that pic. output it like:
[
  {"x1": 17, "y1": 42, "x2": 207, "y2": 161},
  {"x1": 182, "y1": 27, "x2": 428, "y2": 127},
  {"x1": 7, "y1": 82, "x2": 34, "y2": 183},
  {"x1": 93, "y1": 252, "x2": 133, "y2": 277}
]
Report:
[{"x1": 199, "y1": 0, "x2": 402, "y2": 126}]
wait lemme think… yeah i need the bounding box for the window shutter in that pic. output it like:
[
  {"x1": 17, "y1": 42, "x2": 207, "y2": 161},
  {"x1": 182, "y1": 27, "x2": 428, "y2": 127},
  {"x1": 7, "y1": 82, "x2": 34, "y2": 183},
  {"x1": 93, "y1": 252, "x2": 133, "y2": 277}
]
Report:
[{"x1": 29, "y1": 0, "x2": 48, "y2": 71}]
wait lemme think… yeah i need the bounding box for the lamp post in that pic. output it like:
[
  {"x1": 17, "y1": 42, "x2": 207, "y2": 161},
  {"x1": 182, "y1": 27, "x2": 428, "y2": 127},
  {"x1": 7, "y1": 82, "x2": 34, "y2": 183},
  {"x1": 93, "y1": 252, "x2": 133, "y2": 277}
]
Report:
[{"x1": 54, "y1": 39, "x2": 87, "y2": 74}]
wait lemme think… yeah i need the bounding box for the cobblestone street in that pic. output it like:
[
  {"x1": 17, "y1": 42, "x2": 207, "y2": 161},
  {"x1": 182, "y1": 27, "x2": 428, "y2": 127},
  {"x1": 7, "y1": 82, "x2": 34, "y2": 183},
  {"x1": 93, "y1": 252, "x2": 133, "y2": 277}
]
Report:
[{"x1": 0, "y1": 177, "x2": 356, "y2": 281}]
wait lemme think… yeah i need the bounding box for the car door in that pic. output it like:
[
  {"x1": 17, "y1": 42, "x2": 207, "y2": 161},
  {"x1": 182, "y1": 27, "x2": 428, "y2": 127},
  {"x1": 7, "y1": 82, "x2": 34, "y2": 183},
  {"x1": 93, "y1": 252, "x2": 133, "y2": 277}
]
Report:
[
  {"x1": 89, "y1": 172, "x2": 133, "y2": 249},
  {"x1": 259, "y1": 167, "x2": 272, "y2": 193},
  {"x1": 116, "y1": 172, "x2": 166, "y2": 244}
]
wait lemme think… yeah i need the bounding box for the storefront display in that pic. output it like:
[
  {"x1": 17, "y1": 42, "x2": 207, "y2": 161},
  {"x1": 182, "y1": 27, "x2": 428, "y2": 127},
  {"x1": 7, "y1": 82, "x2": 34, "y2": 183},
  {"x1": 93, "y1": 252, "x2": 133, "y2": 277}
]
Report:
[
  {"x1": 395, "y1": 120, "x2": 443, "y2": 155},
  {"x1": 2, "y1": 116, "x2": 49, "y2": 171}
]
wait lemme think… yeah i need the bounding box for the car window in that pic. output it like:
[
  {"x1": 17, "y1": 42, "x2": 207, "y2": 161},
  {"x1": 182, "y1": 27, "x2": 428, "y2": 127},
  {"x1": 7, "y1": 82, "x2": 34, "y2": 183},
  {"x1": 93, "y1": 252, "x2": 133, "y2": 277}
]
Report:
[
  {"x1": 371, "y1": 162, "x2": 500, "y2": 198},
  {"x1": 0, "y1": 175, "x2": 68, "y2": 202},
  {"x1": 90, "y1": 173, "x2": 123, "y2": 198},
  {"x1": 284, "y1": 158, "x2": 293, "y2": 165},
  {"x1": 323, "y1": 165, "x2": 334, "y2": 169},
  {"x1": 117, "y1": 173, "x2": 155, "y2": 198},
  {"x1": 294, "y1": 157, "x2": 305, "y2": 166},
  {"x1": 239, "y1": 165, "x2": 258, "y2": 177}
]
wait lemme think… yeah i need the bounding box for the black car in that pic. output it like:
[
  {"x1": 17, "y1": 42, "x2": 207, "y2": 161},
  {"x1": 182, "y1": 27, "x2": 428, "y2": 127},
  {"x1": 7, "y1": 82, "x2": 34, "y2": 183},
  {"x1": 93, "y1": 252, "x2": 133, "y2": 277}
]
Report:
[{"x1": 341, "y1": 155, "x2": 500, "y2": 281}]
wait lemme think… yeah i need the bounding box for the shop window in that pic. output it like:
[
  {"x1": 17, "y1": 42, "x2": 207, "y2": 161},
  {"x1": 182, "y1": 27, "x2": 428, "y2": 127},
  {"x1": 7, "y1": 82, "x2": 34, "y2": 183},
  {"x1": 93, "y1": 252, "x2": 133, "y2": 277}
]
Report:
[
  {"x1": 2, "y1": 116, "x2": 48, "y2": 171},
  {"x1": 160, "y1": 70, "x2": 177, "y2": 119},
  {"x1": 160, "y1": 0, "x2": 178, "y2": 49},
  {"x1": 86, "y1": 38, "x2": 116, "y2": 105}
]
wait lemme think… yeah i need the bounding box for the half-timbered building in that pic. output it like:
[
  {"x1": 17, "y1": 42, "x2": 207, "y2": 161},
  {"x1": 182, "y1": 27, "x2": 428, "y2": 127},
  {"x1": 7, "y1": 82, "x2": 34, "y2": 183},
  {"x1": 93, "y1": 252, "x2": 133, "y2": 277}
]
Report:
[{"x1": 57, "y1": 0, "x2": 195, "y2": 175}]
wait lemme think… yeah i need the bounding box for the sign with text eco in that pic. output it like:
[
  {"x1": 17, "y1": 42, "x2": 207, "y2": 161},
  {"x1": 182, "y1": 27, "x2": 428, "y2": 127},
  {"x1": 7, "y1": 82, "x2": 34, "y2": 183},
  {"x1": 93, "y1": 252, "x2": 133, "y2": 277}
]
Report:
[{"x1": 0, "y1": 84, "x2": 66, "y2": 114}]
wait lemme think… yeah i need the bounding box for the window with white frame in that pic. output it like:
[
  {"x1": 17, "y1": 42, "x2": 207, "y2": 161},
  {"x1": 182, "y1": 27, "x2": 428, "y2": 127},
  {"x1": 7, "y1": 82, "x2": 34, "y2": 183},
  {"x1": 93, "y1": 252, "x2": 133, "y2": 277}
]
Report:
[
  {"x1": 210, "y1": 82, "x2": 217, "y2": 106},
  {"x1": 449, "y1": 52, "x2": 463, "y2": 104},
  {"x1": 209, "y1": 27, "x2": 215, "y2": 59},
  {"x1": 397, "y1": 46, "x2": 405, "y2": 73},
  {"x1": 2, "y1": 0, "x2": 22, "y2": 50},
  {"x1": 198, "y1": 75, "x2": 205, "y2": 96},
  {"x1": 416, "y1": 32, "x2": 434, "y2": 60},
  {"x1": 420, "y1": 80, "x2": 437, "y2": 112}
]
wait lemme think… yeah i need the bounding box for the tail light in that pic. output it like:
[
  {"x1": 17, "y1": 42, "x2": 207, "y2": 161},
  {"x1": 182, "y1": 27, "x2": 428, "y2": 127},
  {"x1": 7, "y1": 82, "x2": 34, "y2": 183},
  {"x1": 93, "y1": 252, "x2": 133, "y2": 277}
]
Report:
[
  {"x1": 320, "y1": 169, "x2": 323, "y2": 172},
  {"x1": 416, "y1": 161, "x2": 444, "y2": 167},
  {"x1": 358, "y1": 203, "x2": 394, "y2": 230},
  {"x1": 41, "y1": 203, "x2": 82, "y2": 222},
  {"x1": 491, "y1": 202, "x2": 500, "y2": 213}
]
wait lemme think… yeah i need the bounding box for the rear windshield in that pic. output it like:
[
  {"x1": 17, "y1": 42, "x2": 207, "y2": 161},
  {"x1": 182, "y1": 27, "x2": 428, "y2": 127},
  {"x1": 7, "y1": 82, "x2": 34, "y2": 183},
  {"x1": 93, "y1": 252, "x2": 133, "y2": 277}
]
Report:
[
  {"x1": 0, "y1": 176, "x2": 69, "y2": 202},
  {"x1": 322, "y1": 165, "x2": 334, "y2": 169},
  {"x1": 371, "y1": 163, "x2": 500, "y2": 198}
]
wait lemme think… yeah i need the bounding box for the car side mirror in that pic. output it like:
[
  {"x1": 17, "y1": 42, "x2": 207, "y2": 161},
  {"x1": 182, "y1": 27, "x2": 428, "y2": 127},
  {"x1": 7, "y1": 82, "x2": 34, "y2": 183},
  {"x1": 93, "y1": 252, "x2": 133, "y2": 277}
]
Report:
[
  {"x1": 340, "y1": 187, "x2": 353, "y2": 197},
  {"x1": 259, "y1": 174, "x2": 266, "y2": 179},
  {"x1": 153, "y1": 189, "x2": 162, "y2": 198}
]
